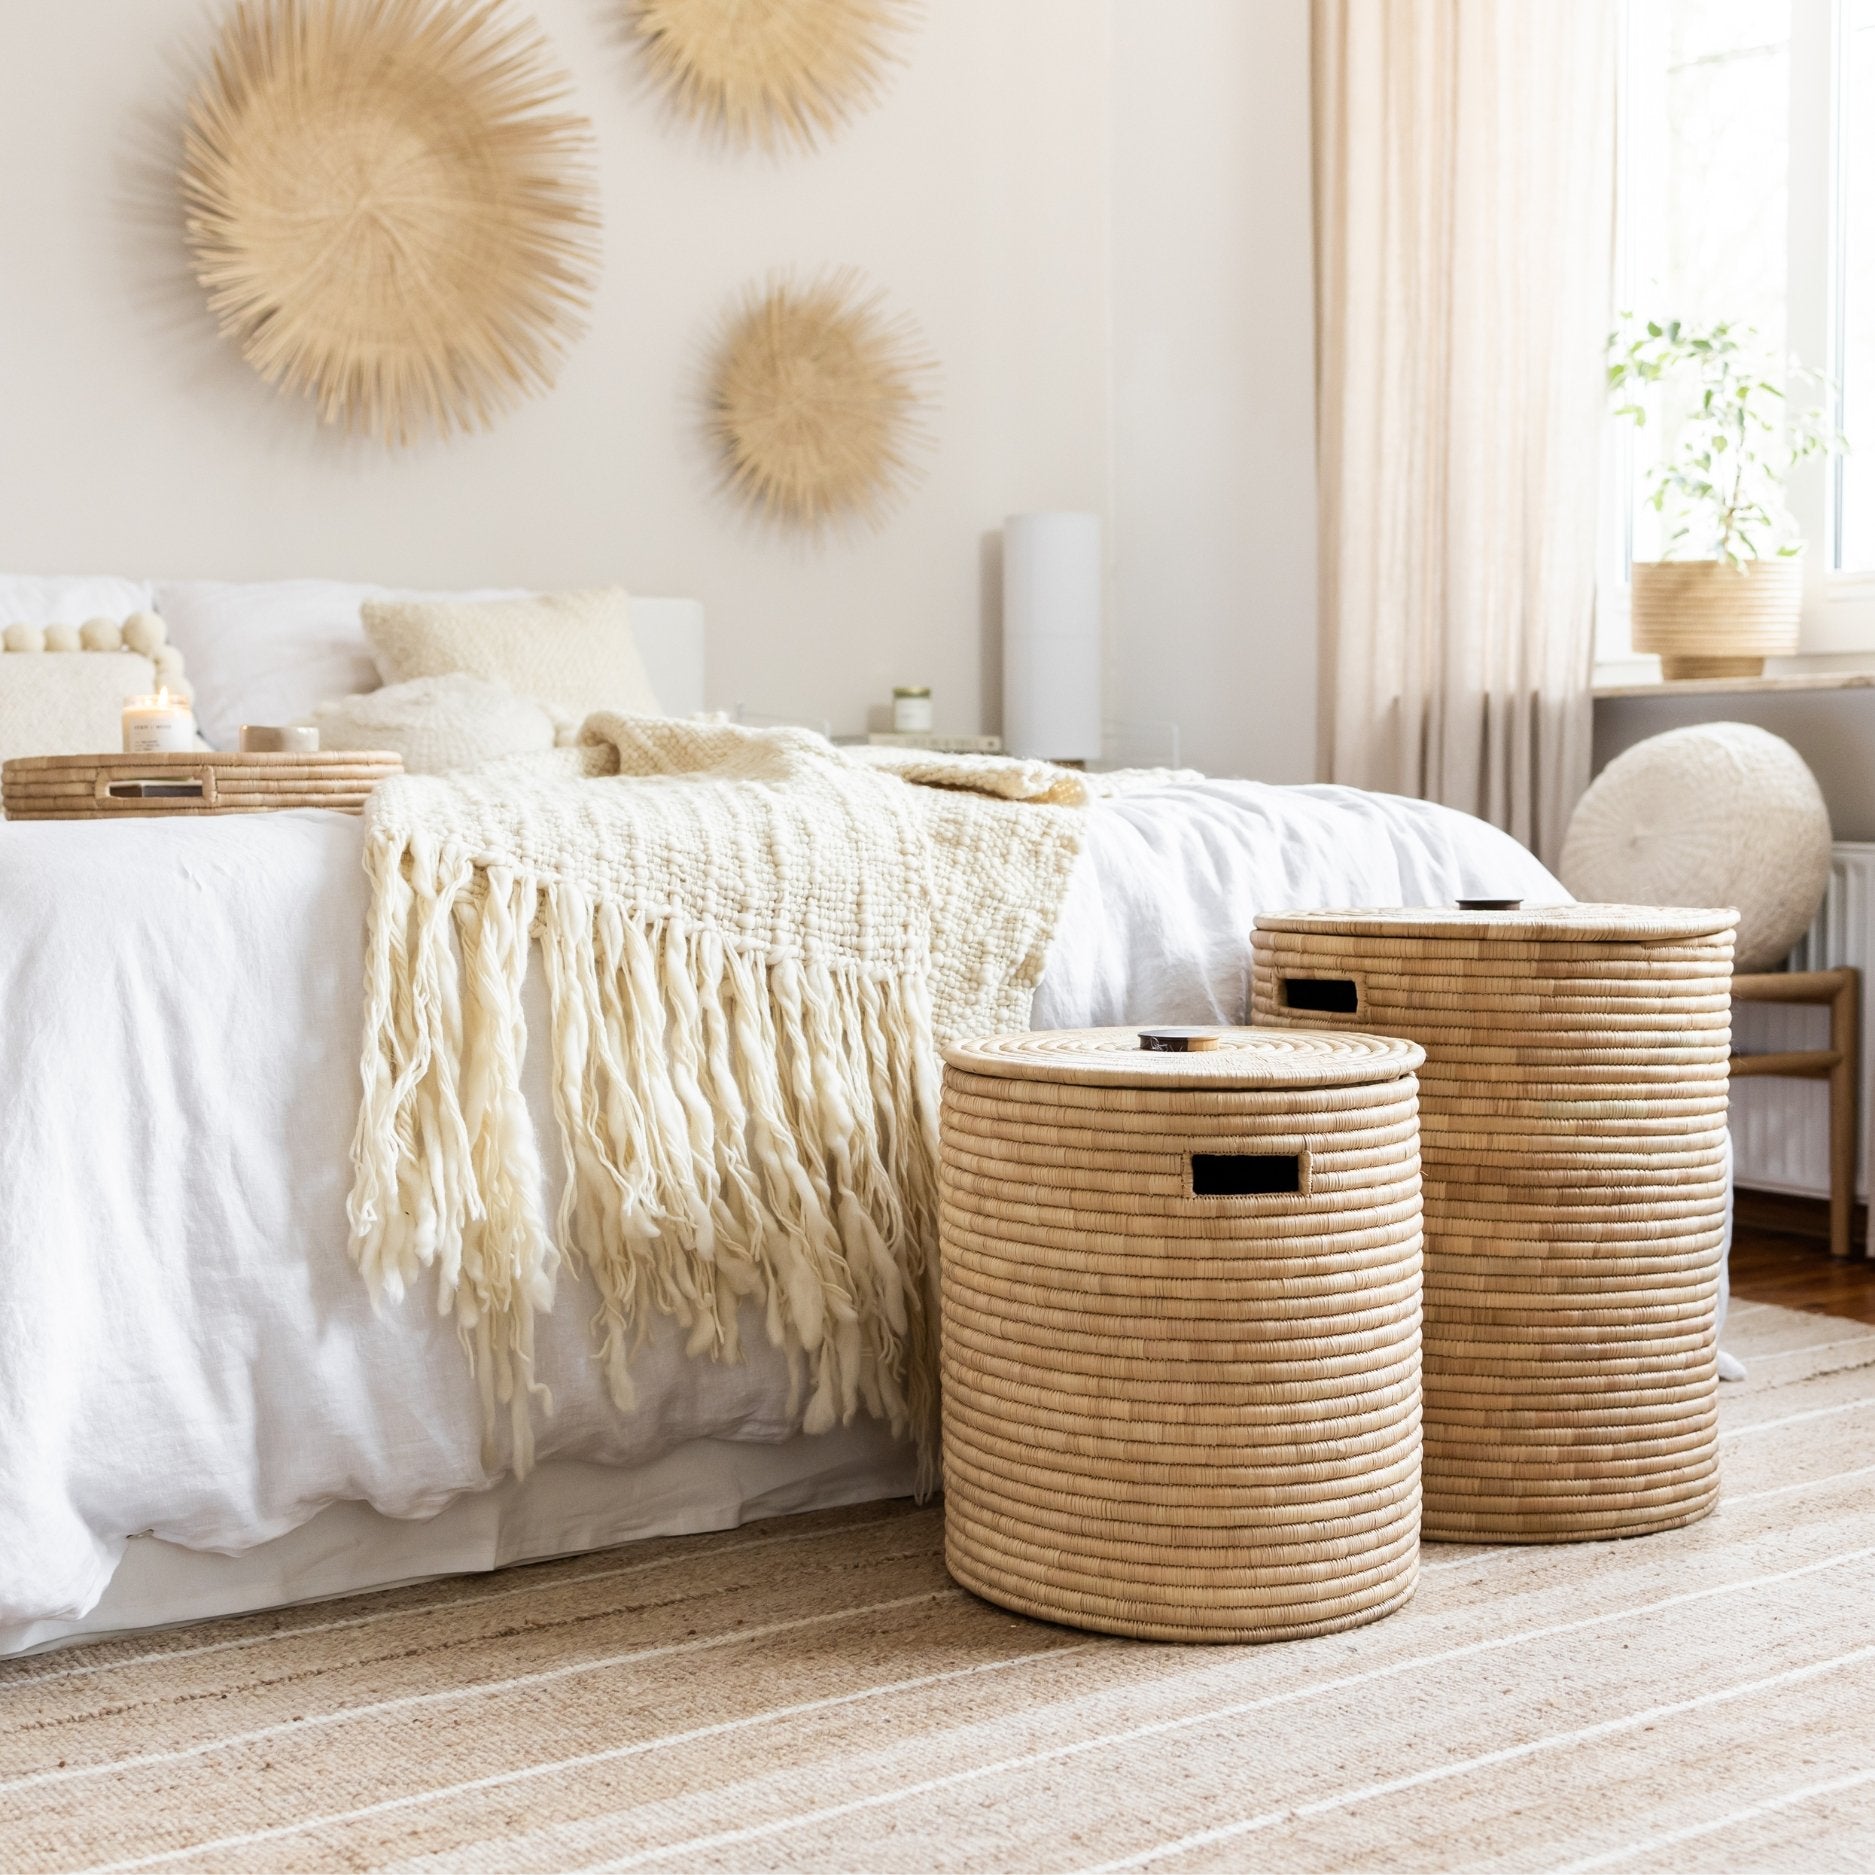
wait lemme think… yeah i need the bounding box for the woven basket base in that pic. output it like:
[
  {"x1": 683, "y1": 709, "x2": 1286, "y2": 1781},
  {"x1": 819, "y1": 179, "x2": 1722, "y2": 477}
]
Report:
[
  {"x1": 944, "y1": 1532, "x2": 1421, "y2": 1644},
  {"x1": 1423, "y1": 1477, "x2": 1718, "y2": 1544}
]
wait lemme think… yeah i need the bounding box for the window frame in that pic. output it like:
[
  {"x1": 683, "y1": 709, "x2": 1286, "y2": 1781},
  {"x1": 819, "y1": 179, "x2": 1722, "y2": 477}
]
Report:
[{"x1": 1599, "y1": 0, "x2": 1875, "y2": 674}]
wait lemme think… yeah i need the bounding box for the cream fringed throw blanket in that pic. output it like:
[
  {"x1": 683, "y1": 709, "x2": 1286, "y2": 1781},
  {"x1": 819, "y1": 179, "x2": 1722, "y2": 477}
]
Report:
[{"x1": 348, "y1": 714, "x2": 1084, "y2": 1476}]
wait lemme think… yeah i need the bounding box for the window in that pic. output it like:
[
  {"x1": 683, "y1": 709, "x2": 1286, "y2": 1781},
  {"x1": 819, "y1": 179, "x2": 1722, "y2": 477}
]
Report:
[
  {"x1": 1839, "y1": 0, "x2": 1875, "y2": 567},
  {"x1": 1607, "y1": 0, "x2": 1875, "y2": 663}
]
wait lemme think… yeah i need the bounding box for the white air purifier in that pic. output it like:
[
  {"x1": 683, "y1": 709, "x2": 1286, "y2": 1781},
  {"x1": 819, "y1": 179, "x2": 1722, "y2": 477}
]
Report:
[{"x1": 1002, "y1": 510, "x2": 1102, "y2": 764}]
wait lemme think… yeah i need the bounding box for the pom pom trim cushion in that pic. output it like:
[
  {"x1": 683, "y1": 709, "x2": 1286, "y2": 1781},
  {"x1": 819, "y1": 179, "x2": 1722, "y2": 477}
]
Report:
[{"x1": 0, "y1": 612, "x2": 198, "y2": 765}]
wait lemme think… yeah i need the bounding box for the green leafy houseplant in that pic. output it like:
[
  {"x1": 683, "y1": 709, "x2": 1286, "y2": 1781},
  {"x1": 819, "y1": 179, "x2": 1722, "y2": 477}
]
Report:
[
  {"x1": 1607, "y1": 316, "x2": 1842, "y2": 565},
  {"x1": 1606, "y1": 317, "x2": 1846, "y2": 677}
]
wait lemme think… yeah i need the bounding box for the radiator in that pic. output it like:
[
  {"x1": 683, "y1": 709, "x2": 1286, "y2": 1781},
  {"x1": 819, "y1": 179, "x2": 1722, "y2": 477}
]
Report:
[{"x1": 1730, "y1": 841, "x2": 1875, "y2": 1200}]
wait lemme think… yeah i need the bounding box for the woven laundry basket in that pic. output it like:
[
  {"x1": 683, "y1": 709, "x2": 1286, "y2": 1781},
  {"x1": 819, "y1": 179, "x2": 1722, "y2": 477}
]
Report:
[
  {"x1": 938, "y1": 1025, "x2": 1426, "y2": 1644},
  {"x1": 1251, "y1": 904, "x2": 1737, "y2": 1544}
]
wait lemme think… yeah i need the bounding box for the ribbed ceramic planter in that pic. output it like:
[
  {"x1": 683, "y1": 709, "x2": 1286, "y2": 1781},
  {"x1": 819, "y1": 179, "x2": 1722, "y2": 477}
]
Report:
[
  {"x1": 1631, "y1": 557, "x2": 1802, "y2": 679},
  {"x1": 938, "y1": 1026, "x2": 1426, "y2": 1643}
]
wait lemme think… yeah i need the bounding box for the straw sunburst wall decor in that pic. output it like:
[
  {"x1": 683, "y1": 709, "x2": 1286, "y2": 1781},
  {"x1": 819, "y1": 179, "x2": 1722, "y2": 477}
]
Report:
[
  {"x1": 627, "y1": 0, "x2": 915, "y2": 153},
  {"x1": 181, "y1": 0, "x2": 601, "y2": 446},
  {"x1": 708, "y1": 270, "x2": 936, "y2": 531}
]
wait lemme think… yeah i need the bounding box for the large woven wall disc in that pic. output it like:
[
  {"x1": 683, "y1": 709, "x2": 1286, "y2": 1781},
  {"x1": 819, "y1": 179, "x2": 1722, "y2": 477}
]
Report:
[
  {"x1": 181, "y1": 0, "x2": 601, "y2": 446},
  {"x1": 1559, "y1": 722, "x2": 1832, "y2": 970},
  {"x1": 708, "y1": 270, "x2": 935, "y2": 530},
  {"x1": 627, "y1": 0, "x2": 914, "y2": 152}
]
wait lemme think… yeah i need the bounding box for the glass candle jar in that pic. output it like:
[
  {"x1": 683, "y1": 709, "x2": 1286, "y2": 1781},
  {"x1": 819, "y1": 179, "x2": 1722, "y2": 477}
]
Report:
[
  {"x1": 122, "y1": 688, "x2": 195, "y2": 753},
  {"x1": 892, "y1": 686, "x2": 933, "y2": 734}
]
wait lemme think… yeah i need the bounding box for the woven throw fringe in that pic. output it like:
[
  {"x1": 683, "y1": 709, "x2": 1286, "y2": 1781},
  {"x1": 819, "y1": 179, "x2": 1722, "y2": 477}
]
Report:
[
  {"x1": 349, "y1": 832, "x2": 944, "y2": 1480},
  {"x1": 346, "y1": 717, "x2": 1083, "y2": 1492}
]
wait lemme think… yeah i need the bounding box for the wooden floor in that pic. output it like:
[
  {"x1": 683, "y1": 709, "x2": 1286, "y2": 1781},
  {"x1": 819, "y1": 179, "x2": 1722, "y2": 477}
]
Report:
[{"x1": 1732, "y1": 1187, "x2": 1875, "y2": 1325}]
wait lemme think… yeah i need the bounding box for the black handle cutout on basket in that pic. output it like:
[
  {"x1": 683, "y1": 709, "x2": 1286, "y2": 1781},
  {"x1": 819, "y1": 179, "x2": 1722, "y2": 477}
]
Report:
[
  {"x1": 105, "y1": 779, "x2": 207, "y2": 800},
  {"x1": 1191, "y1": 1153, "x2": 1301, "y2": 1196},
  {"x1": 1281, "y1": 976, "x2": 1359, "y2": 1015}
]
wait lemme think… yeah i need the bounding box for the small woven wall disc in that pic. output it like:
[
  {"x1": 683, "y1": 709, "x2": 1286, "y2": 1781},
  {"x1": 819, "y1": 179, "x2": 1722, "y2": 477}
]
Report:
[
  {"x1": 708, "y1": 269, "x2": 935, "y2": 530},
  {"x1": 181, "y1": 0, "x2": 602, "y2": 446},
  {"x1": 627, "y1": 0, "x2": 915, "y2": 152}
]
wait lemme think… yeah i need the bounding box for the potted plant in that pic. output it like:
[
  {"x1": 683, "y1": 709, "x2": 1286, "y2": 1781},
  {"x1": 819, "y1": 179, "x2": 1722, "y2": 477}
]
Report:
[{"x1": 1608, "y1": 317, "x2": 1844, "y2": 679}]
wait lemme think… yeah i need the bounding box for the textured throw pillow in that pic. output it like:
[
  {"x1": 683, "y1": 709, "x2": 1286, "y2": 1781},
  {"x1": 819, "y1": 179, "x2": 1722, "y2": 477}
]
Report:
[
  {"x1": 0, "y1": 613, "x2": 196, "y2": 763},
  {"x1": 362, "y1": 589, "x2": 662, "y2": 722},
  {"x1": 310, "y1": 675, "x2": 558, "y2": 775},
  {"x1": 0, "y1": 653, "x2": 161, "y2": 765}
]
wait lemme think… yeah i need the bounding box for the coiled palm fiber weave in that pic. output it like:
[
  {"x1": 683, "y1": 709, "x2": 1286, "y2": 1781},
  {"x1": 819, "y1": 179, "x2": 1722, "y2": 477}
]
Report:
[
  {"x1": 938, "y1": 1027, "x2": 1426, "y2": 1643},
  {"x1": 1252, "y1": 904, "x2": 1737, "y2": 1544}
]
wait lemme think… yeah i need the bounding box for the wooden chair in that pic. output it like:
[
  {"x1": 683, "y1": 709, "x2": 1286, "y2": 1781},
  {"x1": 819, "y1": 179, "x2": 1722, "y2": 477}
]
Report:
[{"x1": 1730, "y1": 968, "x2": 1861, "y2": 1259}]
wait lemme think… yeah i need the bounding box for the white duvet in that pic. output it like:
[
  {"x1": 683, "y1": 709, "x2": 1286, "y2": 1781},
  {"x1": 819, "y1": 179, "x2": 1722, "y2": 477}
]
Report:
[{"x1": 0, "y1": 779, "x2": 1560, "y2": 1631}]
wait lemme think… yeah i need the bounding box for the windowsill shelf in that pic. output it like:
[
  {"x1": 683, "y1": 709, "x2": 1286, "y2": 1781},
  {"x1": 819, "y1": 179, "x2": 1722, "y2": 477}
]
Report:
[{"x1": 1593, "y1": 670, "x2": 1875, "y2": 700}]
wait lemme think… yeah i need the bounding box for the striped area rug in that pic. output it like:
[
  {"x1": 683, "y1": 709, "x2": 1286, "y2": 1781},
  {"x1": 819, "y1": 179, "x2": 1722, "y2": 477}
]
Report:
[{"x1": 3, "y1": 1297, "x2": 1874, "y2": 1873}]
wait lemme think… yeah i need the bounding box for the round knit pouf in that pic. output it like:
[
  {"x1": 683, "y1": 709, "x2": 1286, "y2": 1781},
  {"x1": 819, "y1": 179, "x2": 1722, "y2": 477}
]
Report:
[
  {"x1": 938, "y1": 1026, "x2": 1426, "y2": 1644},
  {"x1": 1559, "y1": 723, "x2": 1830, "y2": 970},
  {"x1": 1252, "y1": 905, "x2": 1737, "y2": 1544}
]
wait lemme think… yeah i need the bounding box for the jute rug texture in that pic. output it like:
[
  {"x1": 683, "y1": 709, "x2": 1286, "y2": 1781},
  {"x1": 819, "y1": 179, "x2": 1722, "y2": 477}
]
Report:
[{"x1": 2, "y1": 1297, "x2": 1873, "y2": 1873}]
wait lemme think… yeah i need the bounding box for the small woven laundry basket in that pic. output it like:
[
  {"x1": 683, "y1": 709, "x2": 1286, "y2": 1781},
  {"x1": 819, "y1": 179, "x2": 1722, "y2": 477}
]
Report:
[
  {"x1": 938, "y1": 1025, "x2": 1426, "y2": 1644},
  {"x1": 1251, "y1": 904, "x2": 1737, "y2": 1544}
]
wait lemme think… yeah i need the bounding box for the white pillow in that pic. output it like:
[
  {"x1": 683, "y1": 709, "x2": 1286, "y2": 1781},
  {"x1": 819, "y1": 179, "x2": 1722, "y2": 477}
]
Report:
[
  {"x1": 155, "y1": 580, "x2": 377, "y2": 749},
  {"x1": 363, "y1": 589, "x2": 662, "y2": 721},
  {"x1": 311, "y1": 675, "x2": 558, "y2": 775},
  {"x1": 0, "y1": 575, "x2": 157, "y2": 629},
  {"x1": 153, "y1": 579, "x2": 526, "y2": 749}
]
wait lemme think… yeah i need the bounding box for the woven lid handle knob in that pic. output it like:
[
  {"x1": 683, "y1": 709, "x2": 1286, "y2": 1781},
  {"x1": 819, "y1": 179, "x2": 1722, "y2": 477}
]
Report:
[
  {"x1": 1456, "y1": 897, "x2": 1522, "y2": 911},
  {"x1": 1138, "y1": 1027, "x2": 1227, "y2": 1053}
]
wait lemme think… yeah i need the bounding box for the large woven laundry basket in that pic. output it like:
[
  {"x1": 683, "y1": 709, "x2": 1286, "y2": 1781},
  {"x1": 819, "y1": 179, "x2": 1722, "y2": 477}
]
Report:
[
  {"x1": 1251, "y1": 904, "x2": 1737, "y2": 1544},
  {"x1": 938, "y1": 1025, "x2": 1426, "y2": 1644}
]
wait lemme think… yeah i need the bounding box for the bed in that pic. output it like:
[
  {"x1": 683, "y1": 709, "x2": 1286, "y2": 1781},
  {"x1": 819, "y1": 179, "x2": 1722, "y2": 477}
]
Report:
[{"x1": 0, "y1": 579, "x2": 1566, "y2": 1655}]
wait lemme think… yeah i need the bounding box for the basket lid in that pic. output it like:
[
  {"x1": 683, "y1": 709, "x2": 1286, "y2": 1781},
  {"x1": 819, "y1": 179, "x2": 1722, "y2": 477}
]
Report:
[
  {"x1": 943, "y1": 1026, "x2": 1424, "y2": 1089},
  {"x1": 1253, "y1": 902, "x2": 1739, "y2": 943}
]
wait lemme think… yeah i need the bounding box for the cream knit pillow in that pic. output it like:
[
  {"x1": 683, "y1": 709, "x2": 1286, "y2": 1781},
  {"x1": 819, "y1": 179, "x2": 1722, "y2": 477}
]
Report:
[
  {"x1": 361, "y1": 589, "x2": 662, "y2": 721},
  {"x1": 311, "y1": 675, "x2": 559, "y2": 775}
]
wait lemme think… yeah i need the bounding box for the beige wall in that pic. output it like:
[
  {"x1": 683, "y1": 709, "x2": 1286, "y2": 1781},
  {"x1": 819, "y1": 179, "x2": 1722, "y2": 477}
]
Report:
[
  {"x1": 0, "y1": 0, "x2": 1315, "y2": 775},
  {"x1": 1110, "y1": 0, "x2": 1318, "y2": 781},
  {"x1": 1594, "y1": 689, "x2": 1875, "y2": 843}
]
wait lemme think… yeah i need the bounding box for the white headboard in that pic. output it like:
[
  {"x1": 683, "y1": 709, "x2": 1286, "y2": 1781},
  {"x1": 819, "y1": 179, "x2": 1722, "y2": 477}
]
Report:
[{"x1": 0, "y1": 577, "x2": 710, "y2": 745}]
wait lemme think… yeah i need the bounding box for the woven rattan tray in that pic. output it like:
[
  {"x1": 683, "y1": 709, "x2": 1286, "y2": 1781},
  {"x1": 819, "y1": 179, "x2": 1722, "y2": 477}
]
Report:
[{"x1": 2, "y1": 751, "x2": 403, "y2": 819}]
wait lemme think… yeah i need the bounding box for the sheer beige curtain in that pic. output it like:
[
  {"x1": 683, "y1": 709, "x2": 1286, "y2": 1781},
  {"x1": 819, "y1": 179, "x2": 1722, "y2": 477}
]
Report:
[{"x1": 1314, "y1": 0, "x2": 1617, "y2": 866}]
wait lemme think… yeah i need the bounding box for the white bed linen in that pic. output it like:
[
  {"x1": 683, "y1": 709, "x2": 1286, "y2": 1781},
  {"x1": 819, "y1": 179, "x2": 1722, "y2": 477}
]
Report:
[
  {"x1": 1, "y1": 1433, "x2": 912, "y2": 1656},
  {"x1": 1034, "y1": 778, "x2": 1562, "y2": 1027},
  {"x1": 0, "y1": 780, "x2": 1561, "y2": 1647}
]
